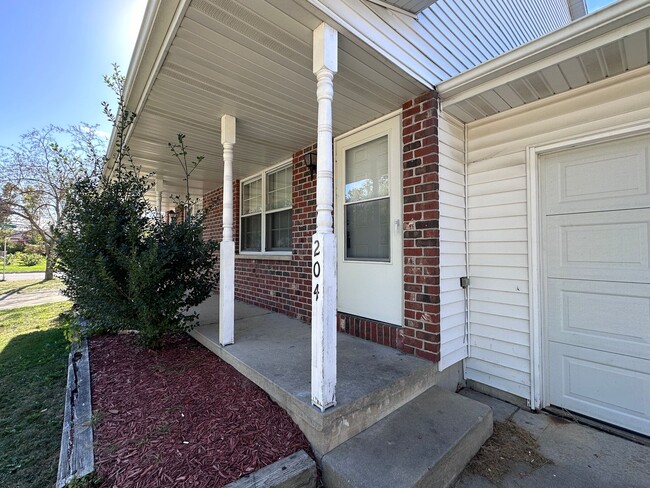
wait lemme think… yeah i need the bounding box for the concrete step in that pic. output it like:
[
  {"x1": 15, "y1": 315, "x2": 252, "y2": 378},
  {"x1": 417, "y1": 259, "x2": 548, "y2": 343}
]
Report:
[
  {"x1": 190, "y1": 297, "x2": 464, "y2": 455},
  {"x1": 321, "y1": 386, "x2": 493, "y2": 488}
]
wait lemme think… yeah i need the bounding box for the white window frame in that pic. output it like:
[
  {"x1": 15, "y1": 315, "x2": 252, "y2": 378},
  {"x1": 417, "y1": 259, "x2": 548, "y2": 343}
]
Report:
[{"x1": 239, "y1": 160, "x2": 293, "y2": 255}]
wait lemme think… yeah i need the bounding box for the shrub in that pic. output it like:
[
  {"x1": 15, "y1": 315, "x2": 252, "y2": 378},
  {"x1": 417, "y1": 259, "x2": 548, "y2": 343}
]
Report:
[
  {"x1": 55, "y1": 164, "x2": 218, "y2": 348},
  {"x1": 10, "y1": 251, "x2": 43, "y2": 266},
  {"x1": 24, "y1": 242, "x2": 46, "y2": 255},
  {"x1": 55, "y1": 66, "x2": 219, "y2": 348},
  {"x1": 6, "y1": 242, "x2": 25, "y2": 254}
]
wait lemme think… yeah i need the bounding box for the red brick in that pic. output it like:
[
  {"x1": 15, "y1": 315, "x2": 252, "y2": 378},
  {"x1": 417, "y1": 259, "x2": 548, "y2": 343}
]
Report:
[{"x1": 203, "y1": 89, "x2": 442, "y2": 364}]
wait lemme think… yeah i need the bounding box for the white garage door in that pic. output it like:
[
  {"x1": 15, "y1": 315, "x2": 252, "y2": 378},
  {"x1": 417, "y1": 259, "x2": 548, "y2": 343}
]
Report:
[{"x1": 542, "y1": 134, "x2": 650, "y2": 435}]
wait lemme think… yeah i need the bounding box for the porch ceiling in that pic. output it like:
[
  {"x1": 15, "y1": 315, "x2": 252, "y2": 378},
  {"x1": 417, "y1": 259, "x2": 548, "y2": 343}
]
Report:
[
  {"x1": 117, "y1": 0, "x2": 426, "y2": 210},
  {"x1": 439, "y1": 0, "x2": 650, "y2": 123}
]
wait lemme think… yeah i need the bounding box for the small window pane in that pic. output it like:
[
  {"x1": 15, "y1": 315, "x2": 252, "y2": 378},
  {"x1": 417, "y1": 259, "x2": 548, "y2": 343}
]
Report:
[
  {"x1": 345, "y1": 136, "x2": 389, "y2": 203},
  {"x1": 267, "y1": 166, "x2": 292, "y2": 211},
  {"x1": 242, "y1": 179, "x2": 262, "y2": 215},
  {"x1": 241, "y1": 214, "x2": 261, "y2": 251},
  {"x1": 345, "y1": 199, "x2": 389, "y2": 261},
  {"x1": 266, "y1": 209, "x2": 292, "y2": 251}
]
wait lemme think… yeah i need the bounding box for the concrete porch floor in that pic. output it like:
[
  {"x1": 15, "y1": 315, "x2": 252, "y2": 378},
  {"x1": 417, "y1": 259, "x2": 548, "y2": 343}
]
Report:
[{"x1": 189, "y1": 294, "x2": 461, "y2": 456}]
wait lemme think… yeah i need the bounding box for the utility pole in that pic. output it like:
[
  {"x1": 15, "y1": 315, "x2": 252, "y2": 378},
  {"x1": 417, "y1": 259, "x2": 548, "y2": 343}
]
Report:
[{"x1": 0, "y1": 224, "x2": 17, "y2": 281}]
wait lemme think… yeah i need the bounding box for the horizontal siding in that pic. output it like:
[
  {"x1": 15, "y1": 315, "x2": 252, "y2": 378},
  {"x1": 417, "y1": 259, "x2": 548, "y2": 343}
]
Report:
[
  {"x1": 438, "y1": 111, "x2": 468, "y2": 370},
  {"x1": 464, "y1": 67, "x2": 650, "y2": 401},
  {"x1": 465, "y1": 70, "x2": 650, "y2": 398}
]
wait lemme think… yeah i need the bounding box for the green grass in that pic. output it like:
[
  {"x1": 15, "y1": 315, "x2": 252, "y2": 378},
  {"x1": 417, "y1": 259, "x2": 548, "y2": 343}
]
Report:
[
  {"x1": 1, "y1": 261, "x2": 46, "y2": 273},
  {"x1": 0, "y1": 301, "x2": 72, "y2": 488},
  {"x1": 0, "y1": 279, "x2": 65, "y2": 295}
]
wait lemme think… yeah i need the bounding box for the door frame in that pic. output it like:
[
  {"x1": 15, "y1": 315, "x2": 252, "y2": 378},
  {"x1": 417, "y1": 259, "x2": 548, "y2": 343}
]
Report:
[
  {"x1": 333, "y1": 110, "x2": 403, "y2": 325},
  {"x1": 526, "y1": 121, "x2": 650, "y2": 411}
]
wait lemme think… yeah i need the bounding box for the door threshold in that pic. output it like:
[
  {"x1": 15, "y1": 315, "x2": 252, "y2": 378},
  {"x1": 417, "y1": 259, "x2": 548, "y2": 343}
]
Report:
[{"x1": 544, "y1": 405, "x2": 650, "y2": 447}]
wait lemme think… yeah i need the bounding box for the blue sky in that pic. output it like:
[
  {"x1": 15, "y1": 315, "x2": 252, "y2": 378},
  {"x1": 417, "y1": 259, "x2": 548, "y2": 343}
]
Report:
[
  {"x1": 0, "y1": 0, "x2": 146, "y2": 148},
  {"x1": 0, "y1": 0, "x2": 616, "y2": 149},
  {"x1": 587, "y1": 0, "x2": 617, "y2": 12}
]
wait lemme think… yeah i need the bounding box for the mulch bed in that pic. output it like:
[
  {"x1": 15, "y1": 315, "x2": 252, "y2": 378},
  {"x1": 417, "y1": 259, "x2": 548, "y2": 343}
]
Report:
[{"x1": 89, "y1": 334, "x2": 312, "y2": 487}]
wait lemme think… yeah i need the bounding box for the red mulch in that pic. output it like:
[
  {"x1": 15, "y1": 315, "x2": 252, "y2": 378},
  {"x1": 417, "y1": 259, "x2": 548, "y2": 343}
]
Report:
[{"x1": 89, "y1": 334, "x2": 312, "y2": 487}]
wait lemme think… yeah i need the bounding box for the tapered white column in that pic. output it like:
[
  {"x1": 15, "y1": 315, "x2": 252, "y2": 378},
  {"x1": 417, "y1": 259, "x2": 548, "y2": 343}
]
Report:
[
  {"x1": 155, "y1": 176, "x2": 163, "y2": 216},
  {"x1": 311, "y1": 23, "x2": 338, "y2": 411},
  {"x1": 219, "y1": 114, "x2": 236, "y2": 346}
]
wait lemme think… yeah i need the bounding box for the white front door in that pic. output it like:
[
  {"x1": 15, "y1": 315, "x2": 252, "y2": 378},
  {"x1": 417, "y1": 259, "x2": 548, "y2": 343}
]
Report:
[
  {"x1": 335, "y1": 116, "x2": 402, "y2": 325},
  {"x1": 541, "y1": 134, "x2": 650, "y2": 435}
]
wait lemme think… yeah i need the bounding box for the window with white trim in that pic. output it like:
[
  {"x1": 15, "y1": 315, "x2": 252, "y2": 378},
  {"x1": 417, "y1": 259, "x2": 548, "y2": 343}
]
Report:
[{"x1": 240, "y1": 163, "x2": 292, "y2": 253}]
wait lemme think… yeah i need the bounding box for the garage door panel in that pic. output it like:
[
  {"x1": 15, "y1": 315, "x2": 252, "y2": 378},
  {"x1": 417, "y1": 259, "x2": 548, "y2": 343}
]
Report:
[
  {"x1": 544, "y1": 136, "x2": 650, "y2": 215},
  {"x1": 549, "y1": 343, "x2": 650, "y2": 435},
  {"x1": 546, "y1": 209, "x2": 650, "y2": 283},
  {"x1": 542, "y1": 134, "x2": 650, "y2": 435},
  {"x1": 547, "y1": 279, "x2": 650, "y2": 360}
]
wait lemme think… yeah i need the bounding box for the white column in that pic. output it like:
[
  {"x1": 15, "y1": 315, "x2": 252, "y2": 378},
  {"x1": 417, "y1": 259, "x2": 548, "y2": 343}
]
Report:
[
  {"x1": 155, "y1": 176, "x2": 163, "y2": 216},
  {"x1": 311, "y1": 23, "x2": 338, "y2": 411},
  {"x1": 219, "y1": 114, "x2": 236, "y2": 346}
]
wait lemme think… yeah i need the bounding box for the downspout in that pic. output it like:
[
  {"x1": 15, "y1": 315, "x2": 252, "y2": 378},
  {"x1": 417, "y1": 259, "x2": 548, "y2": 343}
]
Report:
[{"x1": 463, "y1": 122, "x2": 471, "y2": 360}]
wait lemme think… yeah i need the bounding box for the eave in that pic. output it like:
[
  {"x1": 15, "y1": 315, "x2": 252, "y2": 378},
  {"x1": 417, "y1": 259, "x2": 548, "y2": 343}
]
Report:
[
  {"x1": 104, "y1": 0, "x2": 427, "y2": 211},
  {"x1": 439, "y1": 0, "x2": 650, "y2": 123}
]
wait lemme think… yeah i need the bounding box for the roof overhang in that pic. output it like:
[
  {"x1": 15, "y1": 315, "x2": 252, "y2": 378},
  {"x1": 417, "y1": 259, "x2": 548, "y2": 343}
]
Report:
[
  {"x1": 363, "y1": 0, "x2": 436, "y2": 16},
  {"x1": 105, "y1": 0, "x2": 426, "y2": 211},
  {"x1": 439, "y1": 0, "x2": 650, "y2": 123}
]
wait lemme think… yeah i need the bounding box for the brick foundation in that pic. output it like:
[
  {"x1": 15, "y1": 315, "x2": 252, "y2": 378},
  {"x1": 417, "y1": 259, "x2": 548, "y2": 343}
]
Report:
[{"x1": 203, "y1": 90, "x2": 440, "y2": 362}]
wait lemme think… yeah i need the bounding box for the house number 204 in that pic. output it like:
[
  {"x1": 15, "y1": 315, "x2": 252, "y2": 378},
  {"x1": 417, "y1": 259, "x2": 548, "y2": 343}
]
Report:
[{"x1": 313, "y1": 239, "x2": 321, "y2": 301}]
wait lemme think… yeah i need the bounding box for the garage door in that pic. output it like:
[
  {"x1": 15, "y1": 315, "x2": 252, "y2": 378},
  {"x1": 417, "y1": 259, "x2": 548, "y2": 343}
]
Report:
[{"x1": 541, "y1": 134, "x2": 650, "y2": 435}]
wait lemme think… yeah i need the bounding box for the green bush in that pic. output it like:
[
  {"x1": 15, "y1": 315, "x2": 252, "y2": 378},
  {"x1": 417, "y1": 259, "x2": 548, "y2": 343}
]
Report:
[
  {"x1": 6, "y1": 242, "x2": 25, "y2": 254},
  {"x1": 55, "y1": 168, "x2": 218, "y2": 348},
  {"x1": 10, "y1": 251, "x2": 44, "y2": 266},
  {"x1": 55, "y1": 65, "x2": 218, "y2": 348}
]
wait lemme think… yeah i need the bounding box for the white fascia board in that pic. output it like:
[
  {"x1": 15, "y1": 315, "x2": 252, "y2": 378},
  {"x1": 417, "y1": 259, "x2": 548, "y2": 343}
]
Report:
[
  {"x1": 438, "y1": 0, "x2": 650, "y2": 105},
  {"x1": 103, "y1": 0, "x2": 188, "y2": 178},
  {"x1": 306, "y1": 0, "x2": 436, "y2": 89}
]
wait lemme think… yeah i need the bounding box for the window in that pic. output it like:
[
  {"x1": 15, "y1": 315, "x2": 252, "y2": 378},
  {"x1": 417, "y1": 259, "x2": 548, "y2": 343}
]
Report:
[{"x1": 240, "y1": 163, "x2": 292, "y2": 253}]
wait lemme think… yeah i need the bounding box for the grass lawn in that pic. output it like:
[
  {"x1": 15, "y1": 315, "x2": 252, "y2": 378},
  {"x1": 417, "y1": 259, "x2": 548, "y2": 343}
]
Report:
[
  {"x1": 0, "y1": 279, "x2": 64, "y2": 295},
  {"x1": 0, "y1": 302, "x2": 72, "y2": 487},
  {"x1": 0, "y1": 259, "x2": 45, "y2": 276},
  {"x1": 1, "y1": 261, "x2": 47, "y2": 273}
]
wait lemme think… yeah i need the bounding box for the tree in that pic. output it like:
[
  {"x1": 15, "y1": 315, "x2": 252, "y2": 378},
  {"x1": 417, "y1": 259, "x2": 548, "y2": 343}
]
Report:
[
  {"x1": 55, "y1": 65, "x2": 219, "y2": 347},
  {"x1": 0, "y1": 124, "x2": 105, "y2": 279}
]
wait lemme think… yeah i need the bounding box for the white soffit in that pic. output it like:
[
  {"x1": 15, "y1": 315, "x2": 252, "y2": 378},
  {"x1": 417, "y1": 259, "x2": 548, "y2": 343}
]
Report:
[
  {"x1": 110, "y1": 0, "x2": 426, "y2": 210},
  {"x1": 439, "y1": 0, "x2": 650, "y2": 123}
]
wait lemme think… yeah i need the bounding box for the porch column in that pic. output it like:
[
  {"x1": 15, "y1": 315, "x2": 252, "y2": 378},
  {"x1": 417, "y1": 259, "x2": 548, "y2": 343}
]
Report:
[
  {"x1": 219, "y1": 114, "x2": 236, "y2": 346},
  {"x1": 311, "y1": 23, "x2": 338, "y2": 411},
  {"x1": 155, "y1": 176, "x2": 163, "y2": 216}
]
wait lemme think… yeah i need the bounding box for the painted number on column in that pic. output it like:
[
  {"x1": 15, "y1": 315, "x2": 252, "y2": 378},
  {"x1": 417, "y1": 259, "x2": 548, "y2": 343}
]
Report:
[{"x1": 313, "y1": 239, "x2": 321, "y2": 301}]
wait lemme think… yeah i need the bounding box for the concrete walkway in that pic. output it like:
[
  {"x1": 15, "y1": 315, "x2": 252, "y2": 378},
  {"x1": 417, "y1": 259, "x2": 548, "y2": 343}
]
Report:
[
  {"x1": 0, "y1": 289, "x2": 68, "y2": 310},
  {"x1": 1, "y1": 272, "x2": 46, "y2": 281},
  {"x1": 454, "y1": 389, "x2": 650, "y2": 488}
]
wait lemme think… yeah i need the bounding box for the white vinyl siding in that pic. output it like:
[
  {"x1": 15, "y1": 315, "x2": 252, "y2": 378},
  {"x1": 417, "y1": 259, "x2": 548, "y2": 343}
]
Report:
[
  {"x1": 464, "y1": 66, "x2": 650, "y2": 401},
  {"x1": 362, "y1": 0, "x2": 572, "y2": 83},
  {"x1": 438, "y1": 111, "x2": 468, "y2": 370}
]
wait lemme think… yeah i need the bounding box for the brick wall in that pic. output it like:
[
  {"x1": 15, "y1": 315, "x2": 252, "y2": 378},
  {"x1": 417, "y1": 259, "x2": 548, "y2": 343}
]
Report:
[
  {"x1": 204, "y1": 145, "x2": 316, "y2": 322},
  {"x1": 203, "y1": 90, "x2": 441, "y2": 362},
  {"x1": 401, "y1": 92, "x2": 441, "y2": 362}
]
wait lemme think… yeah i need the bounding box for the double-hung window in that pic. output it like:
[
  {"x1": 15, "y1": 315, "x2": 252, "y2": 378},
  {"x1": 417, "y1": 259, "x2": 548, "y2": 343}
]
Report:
[{"x1": 240, "y1": 163, "x2": 292, "y2": 253}]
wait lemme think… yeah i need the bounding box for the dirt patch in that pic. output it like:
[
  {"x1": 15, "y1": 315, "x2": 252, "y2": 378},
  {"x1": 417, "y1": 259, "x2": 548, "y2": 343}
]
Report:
[
  {"x1": 467, "y1": 420, "x2": 552, "y2": 484},
  {"x1": 89, "y1": 334, "x2": 312, "y2": 487}
]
